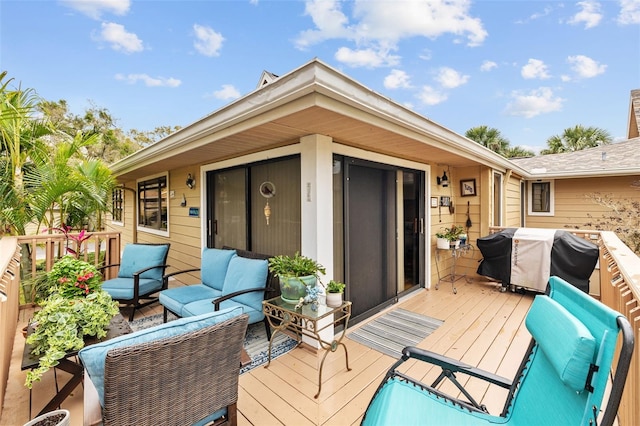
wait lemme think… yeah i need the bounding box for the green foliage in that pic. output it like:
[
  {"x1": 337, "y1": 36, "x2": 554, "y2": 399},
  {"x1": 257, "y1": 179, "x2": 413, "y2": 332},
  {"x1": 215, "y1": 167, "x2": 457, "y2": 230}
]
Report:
[
  {"x1": 326, "y1": 279, "x2": 346, "y2": 293},
  {"x1": 465, "y1": 126, "x2": 533, "y2": 158},
  {"x1": 268, "y1": 252, "x2": 326, "y2": 279},
  {"x1": 541, "y1": 125, "x2": 612, "y2": 155},
  {"x1": 436, "y1": 225, "x2": 465, "y2": 241},
  {"x1": 24, "y1": 257, "x2": 118, "y2": 388}
]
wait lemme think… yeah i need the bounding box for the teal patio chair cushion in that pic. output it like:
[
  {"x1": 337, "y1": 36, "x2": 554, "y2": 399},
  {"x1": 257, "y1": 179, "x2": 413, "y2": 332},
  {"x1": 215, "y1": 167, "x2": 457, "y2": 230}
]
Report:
[
  {"x1": 102, "y1": 277, "x2": 163, "y2": 300},
  {"x1": 201, "y1": 248, "x2": 236, "y2": 291},
  {"x1": 182, "y1": 298, "x2": 264, "y2": 324},
  {"x1": 159, "y1": 285, "x2": 222, "y2": 317},
  {"x1": 79, "y1": 306, "x2": 243, "y2": 406},
  {"x1": 525, "y1": 295, "x2": 596, "y2": 392},
  {"x1": 222, "y1": 255, "x2": 268, "y2": 312},
  {"x1": 117, "y1": 244, "x2": 169, "y2": 281}
]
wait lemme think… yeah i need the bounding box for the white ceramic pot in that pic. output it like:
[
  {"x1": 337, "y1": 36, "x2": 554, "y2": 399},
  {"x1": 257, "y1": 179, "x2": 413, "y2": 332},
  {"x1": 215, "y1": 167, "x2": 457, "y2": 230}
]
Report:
[
  {"x1": 436, "y1": 238, "x2": 450, "y2": 249},
  {"x1": 326, "y1": 292, "x2": 343, "y2": 308},
  {"x1": 24, "y1": 409, "x2": 70, "y2": 426}
]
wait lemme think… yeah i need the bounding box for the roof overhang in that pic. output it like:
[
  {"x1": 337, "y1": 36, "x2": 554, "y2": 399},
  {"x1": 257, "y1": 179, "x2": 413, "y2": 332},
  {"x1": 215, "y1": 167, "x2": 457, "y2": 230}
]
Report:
[{"x1": 111, "y1": 59, "x2": 526, "y2": 181}]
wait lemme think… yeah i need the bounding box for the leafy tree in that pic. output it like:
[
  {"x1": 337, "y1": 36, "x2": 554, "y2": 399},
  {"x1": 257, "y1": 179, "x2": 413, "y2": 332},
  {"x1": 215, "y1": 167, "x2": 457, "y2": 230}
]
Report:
[
  {"x1": 541, "y1": 125, "x2": 612, "y2": 155},
  {"x1": 465, "y1": 125, "x2": 534, "y2": 158}
]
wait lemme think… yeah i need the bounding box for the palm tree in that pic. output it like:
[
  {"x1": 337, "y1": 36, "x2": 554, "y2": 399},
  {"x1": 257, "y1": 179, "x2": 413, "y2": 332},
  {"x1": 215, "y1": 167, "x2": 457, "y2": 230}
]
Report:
[
  {"x1": 465, "y1": 126, "x2": 510, "y2": 156},
  {"x1": 504, "y1": 146, "x2": 535, "y2": 158},
  {"x1": 540, "y1": 125, "x2": 612, "y2": 154}
]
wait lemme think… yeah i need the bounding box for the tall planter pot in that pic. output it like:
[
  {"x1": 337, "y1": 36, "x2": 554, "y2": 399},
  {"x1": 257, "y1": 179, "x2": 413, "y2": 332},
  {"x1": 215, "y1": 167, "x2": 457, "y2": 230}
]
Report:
[{"x1": 279, "y1": 275, "x2": 316, "y2": 304}]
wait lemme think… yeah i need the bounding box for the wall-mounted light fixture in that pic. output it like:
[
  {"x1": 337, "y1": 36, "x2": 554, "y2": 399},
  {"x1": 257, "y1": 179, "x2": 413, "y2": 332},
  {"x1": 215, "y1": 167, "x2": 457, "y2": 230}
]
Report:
[
  {"x1": 436, "y1": 171, "x2": 449, "y2": 187},
  {"x1": 186, "y1": 174, "x2": 196, "y2": 189}
]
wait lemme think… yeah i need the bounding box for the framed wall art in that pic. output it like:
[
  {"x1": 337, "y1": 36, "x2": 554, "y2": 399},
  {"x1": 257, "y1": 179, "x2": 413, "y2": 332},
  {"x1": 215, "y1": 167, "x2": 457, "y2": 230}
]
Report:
[
  {"x1": 430, "y1": 197, "x2": 438, "y2": 208},
  {"x1": 460, "y1": 179, "x2": 476, "y2": 197}
]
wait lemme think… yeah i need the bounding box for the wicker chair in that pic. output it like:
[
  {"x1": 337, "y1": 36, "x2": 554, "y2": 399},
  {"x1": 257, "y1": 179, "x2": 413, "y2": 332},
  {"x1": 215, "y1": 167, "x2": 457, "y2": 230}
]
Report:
[{"x1": 83, "y1": 313, "x2": 249, "y2": 426}]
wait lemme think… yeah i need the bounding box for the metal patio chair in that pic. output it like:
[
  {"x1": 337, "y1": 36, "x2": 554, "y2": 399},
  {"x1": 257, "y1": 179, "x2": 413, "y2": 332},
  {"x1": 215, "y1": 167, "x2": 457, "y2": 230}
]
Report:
[{"x1": 361, "y1": 276, "x2": 634, "y2": 426}]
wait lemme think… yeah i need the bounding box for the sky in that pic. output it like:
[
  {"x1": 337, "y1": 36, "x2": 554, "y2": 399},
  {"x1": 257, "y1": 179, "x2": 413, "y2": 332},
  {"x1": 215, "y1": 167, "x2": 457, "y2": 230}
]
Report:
[{"x1": 2, "y1": 0, "x2": 639, "y2": 154}]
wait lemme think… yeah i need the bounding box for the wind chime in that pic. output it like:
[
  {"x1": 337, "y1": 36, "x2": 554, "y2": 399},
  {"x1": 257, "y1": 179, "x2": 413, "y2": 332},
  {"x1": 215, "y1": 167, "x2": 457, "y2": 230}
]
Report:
[{"x1": 259, "y1": 173, "x2": 276, "y2": 225}]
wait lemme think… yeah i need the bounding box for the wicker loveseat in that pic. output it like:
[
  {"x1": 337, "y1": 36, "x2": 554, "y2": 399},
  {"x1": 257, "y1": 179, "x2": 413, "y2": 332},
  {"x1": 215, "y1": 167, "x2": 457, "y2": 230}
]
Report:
[{"x1": 80, "y1": 308, "x2": 249, "y2": 426}]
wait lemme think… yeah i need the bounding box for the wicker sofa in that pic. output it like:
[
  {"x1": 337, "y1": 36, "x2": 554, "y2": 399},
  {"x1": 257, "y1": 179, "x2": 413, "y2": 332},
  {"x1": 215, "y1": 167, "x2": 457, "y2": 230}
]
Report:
[{"x1": 80, "y1": 308, "x2": 249, "y2": 425}]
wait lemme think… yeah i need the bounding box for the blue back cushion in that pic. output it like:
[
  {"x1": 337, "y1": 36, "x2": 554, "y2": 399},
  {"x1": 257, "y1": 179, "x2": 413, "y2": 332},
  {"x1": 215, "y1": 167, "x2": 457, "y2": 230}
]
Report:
[
  {"x1": 222, "y1": 256, "x2": 268, "y2": 311},
  {"x1": 201, "y1": 248, "x2": 236, "y2": 291},
  {"x1": 117, "y1": 244, "x2": 169, "y2": 281},
  {"x1": 79, "y1": 306, "x2": 243, "y2": 406},
  {"x1": 526, "y1": 295, "x2": 596, "y2": 392}
]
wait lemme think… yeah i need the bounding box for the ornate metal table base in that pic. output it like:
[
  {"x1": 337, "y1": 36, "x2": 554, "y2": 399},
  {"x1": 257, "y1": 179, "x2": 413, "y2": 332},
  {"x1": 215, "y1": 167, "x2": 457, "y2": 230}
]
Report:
[{"x1": 263, "y1": 297, "x2": 352, "y2": 398}]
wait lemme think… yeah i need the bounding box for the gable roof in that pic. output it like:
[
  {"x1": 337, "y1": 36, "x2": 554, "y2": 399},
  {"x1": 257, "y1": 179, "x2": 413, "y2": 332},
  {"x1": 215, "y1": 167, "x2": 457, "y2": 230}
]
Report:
[
  {"x1": 511, "y1": 137, "x2": 640, "y2": 179},
  {"x1": 111, "y1": 58, "x2": 520, "y2": 181}
]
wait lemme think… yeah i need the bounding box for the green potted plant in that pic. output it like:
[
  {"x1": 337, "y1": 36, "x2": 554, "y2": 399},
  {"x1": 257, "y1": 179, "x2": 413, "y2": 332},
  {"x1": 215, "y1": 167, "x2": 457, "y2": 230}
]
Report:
[
  {"x1": 268, "y1": 252, "x2": 326, "y2": 304},
  {"x1": 436, "y1": 225, "x2": 465, "y2": 249},
  {"x1": 24, "y1": 256, "x2": 119, "y2": 388},
  {"x1": 325, "y1": 280, "x2": 346, "y2": 308}
]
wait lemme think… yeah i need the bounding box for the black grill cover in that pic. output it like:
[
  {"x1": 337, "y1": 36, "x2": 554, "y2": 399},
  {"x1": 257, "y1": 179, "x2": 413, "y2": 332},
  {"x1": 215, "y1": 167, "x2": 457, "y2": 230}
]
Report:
[{"x1": 476, "y1": 228, "x2": 598, "y2": 293}]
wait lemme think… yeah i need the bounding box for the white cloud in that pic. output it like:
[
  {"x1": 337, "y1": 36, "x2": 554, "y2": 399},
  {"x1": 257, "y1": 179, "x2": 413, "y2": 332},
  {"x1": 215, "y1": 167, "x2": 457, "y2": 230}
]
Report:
[
  {"x1": 295, "y1": 0, "x2": 488, "y2": 67},
  {"x1": 193, "y1": 24, "x2": 224, "y2": 57},
  {"x1": 334, "y1": 47, "x2": 400, "y2": 68},
  {"x1": 417, "y1": 85, "x2": 448, "y2": 105},
  {"x1": 567, "y1": 55, "x2": 607, "y2": 78},
  {"x1": 96, "y1": 22, "x2": 143, "y2": 53},
  {"x1": 61, "y1": 0, "x2": 130, "y2": 20},
  {"x1": 480, "y1": 60, "x2": 497, "y2": 72},
  {"x1": 384, "y1": 69, "x2": 412, "y2": 89},
  {"x1": 115, "y1": 74, "x2": 181, "y2": 87},
  {"x1": 434, "y1": 67, "x2": 469, "y2": 89},
  {"x1": 618, "y1": 0, "x2": 640, "y2": 24},
  {"x1": 505, "y1": 87, "x2": 564, "y2": 118},
  {"x1": 568, "y1": 1, "x2": 603, "y2": 29},
  {"x1": 210, "y1": 84, "x2": 241, "y2": 100},
  {"x1": 521, "y1": 59, "x2": 550, "y2": 79}
]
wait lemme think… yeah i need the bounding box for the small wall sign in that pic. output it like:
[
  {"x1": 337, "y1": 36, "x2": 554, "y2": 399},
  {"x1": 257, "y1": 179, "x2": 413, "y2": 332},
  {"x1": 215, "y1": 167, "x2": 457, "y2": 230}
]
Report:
[{"x1": 188, "y1": 207, "x2": 200, "y2": 217}]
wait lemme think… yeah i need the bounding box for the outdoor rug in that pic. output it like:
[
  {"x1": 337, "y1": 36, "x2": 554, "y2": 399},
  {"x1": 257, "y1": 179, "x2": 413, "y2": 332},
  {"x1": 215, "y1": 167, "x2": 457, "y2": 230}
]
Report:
[
  {"x1": 347, "y1": 308, "x2": 444, "y2": 358},
  {"x1": 128, "y1": 313, "x2": 298, "y2": 374}
]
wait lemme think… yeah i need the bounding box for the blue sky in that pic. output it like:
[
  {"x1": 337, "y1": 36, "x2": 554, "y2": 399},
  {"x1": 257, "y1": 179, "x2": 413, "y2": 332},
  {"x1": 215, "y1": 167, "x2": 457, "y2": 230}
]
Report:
[{"x1": 2, "y1": 0, "x2": 639, "y2": 153}]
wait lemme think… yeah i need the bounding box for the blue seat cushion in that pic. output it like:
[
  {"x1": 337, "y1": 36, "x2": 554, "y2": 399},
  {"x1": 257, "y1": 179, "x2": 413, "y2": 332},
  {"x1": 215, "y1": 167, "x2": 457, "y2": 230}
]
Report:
[
  {"x1": 79, "y1": 306, "x2": 243, "y2": 406},
  {"x1": 118, "y1": 244, "x2": 169, "y2": 281},
  {"x1": 159, "y1": 285, "x2": 222, "y2": 316},
  {"x1": 201, "y1": 248, "x2": 236, "y2": 291},
  {"x1": 182, "y1": 299, "x2": 264, "y2": 324},
  {"x1": 221, "y1": 256, "x2": 268, "y2": 312},
  {"x1": 525, "y1": 295, "x2": 596, "y2": 392},
  {"x1": 102, "y1": 277, "x2": 163, "y2": 300}
]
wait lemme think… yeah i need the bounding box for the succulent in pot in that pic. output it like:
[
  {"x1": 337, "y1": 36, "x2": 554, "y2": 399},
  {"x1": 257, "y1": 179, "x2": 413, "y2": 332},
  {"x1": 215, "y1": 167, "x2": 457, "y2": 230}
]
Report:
[{"x1": 325, "y1": 280, "x2": 346, "y2": 308}]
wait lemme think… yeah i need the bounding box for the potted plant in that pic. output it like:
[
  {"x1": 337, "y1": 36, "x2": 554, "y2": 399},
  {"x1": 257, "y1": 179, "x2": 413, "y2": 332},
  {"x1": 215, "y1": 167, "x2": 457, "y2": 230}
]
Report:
[
  {"x1": 436, "y1": 225, "x2": 465, "y2": 249},
  {"x1": 268, "y1": 252, "x2": 326, "y2": 304},
  {"x1": 23, "y1": 409, "x2": 70, "y2": 426},
  {"x1": 325, "y1": 280, "x2": 346, "y2": 308},
  {"x1": 24, "y1": 256, "x2": 119, "y2": 388}
]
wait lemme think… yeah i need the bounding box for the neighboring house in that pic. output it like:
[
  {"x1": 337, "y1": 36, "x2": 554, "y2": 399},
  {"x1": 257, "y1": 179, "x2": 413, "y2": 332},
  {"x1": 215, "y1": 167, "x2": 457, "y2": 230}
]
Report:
[{"x1": 108, "y1": 59, "x2": 636, "y2": 324}]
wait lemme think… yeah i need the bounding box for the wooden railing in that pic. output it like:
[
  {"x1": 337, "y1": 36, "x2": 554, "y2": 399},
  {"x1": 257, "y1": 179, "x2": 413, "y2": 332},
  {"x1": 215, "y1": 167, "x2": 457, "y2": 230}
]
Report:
[
  {"x1": 15, "y1": 232, "x2": 121, "y2": 306},
  {"x1": 0, "y1": 238, "x2": 21, "y2": 414}
]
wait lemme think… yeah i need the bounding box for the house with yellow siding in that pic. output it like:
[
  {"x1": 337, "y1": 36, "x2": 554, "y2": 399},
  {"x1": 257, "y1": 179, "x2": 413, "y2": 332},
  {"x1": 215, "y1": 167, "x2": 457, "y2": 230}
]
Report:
[{"x1": 106, "y1": 58, "x2": 635, "y2": 324}]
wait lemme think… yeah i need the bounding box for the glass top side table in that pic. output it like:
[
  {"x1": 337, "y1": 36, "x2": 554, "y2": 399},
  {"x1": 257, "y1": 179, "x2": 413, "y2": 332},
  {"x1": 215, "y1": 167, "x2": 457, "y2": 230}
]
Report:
[{"x1": 262, "y1": 297, "x2": 352, "y2": 398}]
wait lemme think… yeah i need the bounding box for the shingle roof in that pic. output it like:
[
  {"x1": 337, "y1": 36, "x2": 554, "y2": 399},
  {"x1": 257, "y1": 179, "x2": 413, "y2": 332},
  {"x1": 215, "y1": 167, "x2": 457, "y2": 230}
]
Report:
[{"x1": 511, "y1": 137, "x2": 640, "y2": 177}]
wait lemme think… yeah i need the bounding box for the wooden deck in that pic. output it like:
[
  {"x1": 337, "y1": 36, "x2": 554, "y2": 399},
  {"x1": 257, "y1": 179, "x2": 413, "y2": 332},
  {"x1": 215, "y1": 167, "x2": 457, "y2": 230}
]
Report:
[{"x1": 3, "y1": 279, "x2": 534, "y2": 426}]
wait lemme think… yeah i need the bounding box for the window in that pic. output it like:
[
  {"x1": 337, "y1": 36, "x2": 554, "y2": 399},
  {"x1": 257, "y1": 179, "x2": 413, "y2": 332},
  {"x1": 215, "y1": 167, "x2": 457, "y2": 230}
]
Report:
[
  {"x1": 111, "y1": 188, "x2": 124, "y2": 224},
  {"x1": 528, "y1": 180, "x2": 554, "y2": 216},
  {"x1": 138, "y1": 174, "x2": 168, "y2": 234}
]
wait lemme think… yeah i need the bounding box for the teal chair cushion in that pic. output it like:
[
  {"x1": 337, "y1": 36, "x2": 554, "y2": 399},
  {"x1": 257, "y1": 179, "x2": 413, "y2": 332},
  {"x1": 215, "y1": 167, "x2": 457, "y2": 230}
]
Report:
[
  {"x1": 159, "y1": 285, "x2": 222, "y2": 317},
  {"x1": 222, "y1": 256, "x2": 268, "y2": 312},
  {"x1": 79, "y1": 306, "x2": 243, "y2": 406},
  {"x1": 102, "y1": 277, "x2": 164, "y2": 300},
  {"x1": 201, "y1": 248, "x2": 236, "y2": 291},
  {"x1": 182, "y1": 298, "x2": 264, "y2": 324},
  {"x1": 117, "y1": 244, "x2": 169, "y2": 281},
  {"x1": 525, "y1": 295, "x2": 596, "y2": 392}
]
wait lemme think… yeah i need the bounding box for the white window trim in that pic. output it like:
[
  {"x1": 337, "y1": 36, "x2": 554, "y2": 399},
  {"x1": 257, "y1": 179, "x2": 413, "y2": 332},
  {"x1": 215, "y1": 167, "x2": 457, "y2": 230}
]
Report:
[
  {"x1": 528, "y1": 180, "x2": 555, "y2": 216},
  {"x1": 137, "y1": 172, "x2": 170, "y2": 237}
]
